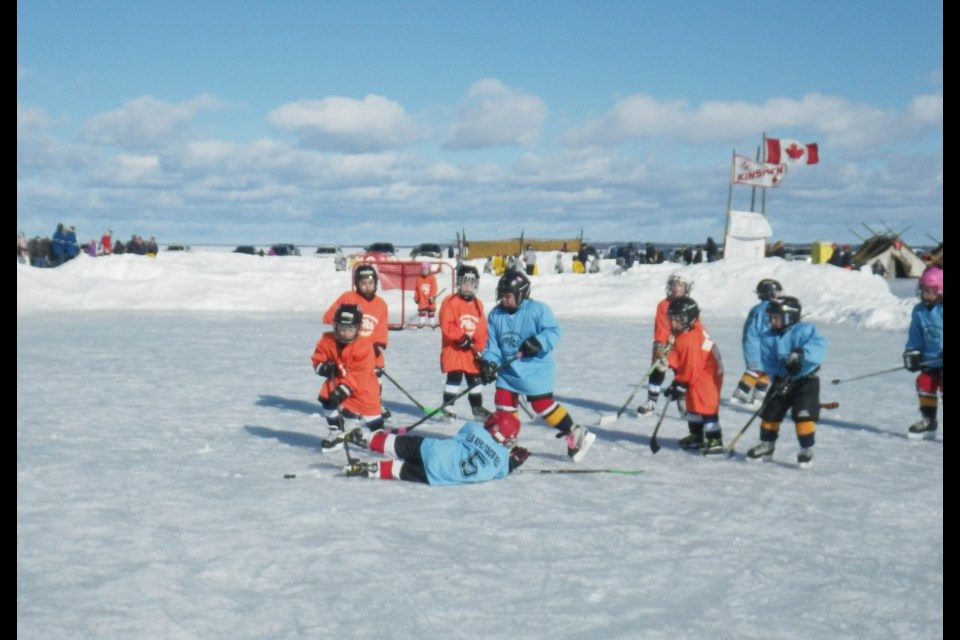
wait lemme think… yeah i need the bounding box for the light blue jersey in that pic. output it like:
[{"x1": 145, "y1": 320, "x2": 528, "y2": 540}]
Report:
[
  {"x1": 905, "y1": 302, "x2": 943, "y2": 366},
  {"x1": 481, "y1": 300, "x2": 560, "y2": 396},
  {"x1": 742, "y1": 300, "x2": 773, "y2": 371},
  {"x1": 420, "y1": 423, "x2": 511, "y2": 486},
  {"x1": 762, "y1": 323, "x2": 827, "y2": 382}
]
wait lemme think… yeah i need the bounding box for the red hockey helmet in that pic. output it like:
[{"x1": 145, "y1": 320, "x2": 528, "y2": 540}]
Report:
[{"x1": 483, "y1": 411, "x2": 521, "y2": 448}]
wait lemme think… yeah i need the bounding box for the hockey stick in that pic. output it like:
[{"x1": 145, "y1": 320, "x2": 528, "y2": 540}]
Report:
[
  {"x1": 648, "y1": 397, "x2": 673, "y2": 454},
  {"x1": 724, "y1": 378, "x2": 790, "y2": 458},
  {"x1": 379, "y1": 368, "x2": 430, "y2": 414},
  {"x1": 599, "y1": 342, "x2": 673, "y2": 426},
  {"x1": 830, "y1": 359, "x2": 940, "y2": 385},
  {"x1": 519, "y1": 468, "x2": 644, "y2": 475},
  {"x1": 403, "y1": 353, "x2": 521, "y2": 432}
]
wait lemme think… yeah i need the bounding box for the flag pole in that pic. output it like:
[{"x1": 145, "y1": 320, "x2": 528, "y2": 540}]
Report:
[
  {"x1": 761, "y1": 133, "x2": 768, "y2": 215},
  {"x1": 724, "y1": 149, "x2": 734, "y2": 240}
]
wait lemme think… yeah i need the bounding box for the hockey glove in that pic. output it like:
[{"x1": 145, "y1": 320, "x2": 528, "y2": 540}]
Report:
[
  {"x1": 374, "y1": 344, "x2": 386, "y2": 357},
  {"x1": 784, "y1": 349, "x2": 804, "y2": 376},
  {"x1": 456, "y1": 334, "x2": 474, "y2": 350},
  {"x1": 428, "y1": 296, "x2": 436, "y2": 305},
  {"x1": 663, "y1": 382, "x2": 687, "y2": 401},
  {"x1": 903, "y1": 350, "x2": 921, "y2": 372},
  {"x1": 315, "y1": 361, "x2": 337, "y2": 378},
  {"x1": 330, "y1": 384, "x2": 352, "y2": 406},
  {"x1": 652, "y1": 356, "x2": 670, "y2": 374},
  {"x1": 508, "y1": 446, "x2": 530, "y2": 472},
  {"x1": 479, "y1": 360, "x2": 499, "y2": 384},
  {"x1": 374, "y1": 367, "x2": 384, "y2": 378},
  {"x1": 520, "y1": 336, "x2": 542, "y2": 358}
]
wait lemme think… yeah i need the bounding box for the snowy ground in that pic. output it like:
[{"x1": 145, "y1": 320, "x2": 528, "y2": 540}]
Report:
[{"x1": 18, "y1": 254, "x2": 942, "y2": 639}]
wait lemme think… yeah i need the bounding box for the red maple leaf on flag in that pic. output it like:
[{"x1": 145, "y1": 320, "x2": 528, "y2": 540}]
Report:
[{"x1": 785, "y1": 142, "x2": 806, "y2": 160}]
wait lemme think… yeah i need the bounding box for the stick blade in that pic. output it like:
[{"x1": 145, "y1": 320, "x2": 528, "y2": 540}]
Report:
[
  {"x1": 598, "y1": 414, "x2": 619, "y2": 426},
  {"x1": 649, "y1": 440, "x2": 661, "y2": 454}
]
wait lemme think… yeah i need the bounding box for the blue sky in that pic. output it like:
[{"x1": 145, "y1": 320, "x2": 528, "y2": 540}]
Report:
[{"x1": 18, "y1": 1, "x2": 942, "y2": 247}]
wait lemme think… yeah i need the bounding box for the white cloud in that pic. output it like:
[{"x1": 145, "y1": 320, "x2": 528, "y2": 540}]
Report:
[
  {"x1": 445, "y1": 79, "x2": 547, "y2": 150},
  {"x1": 565, "y1": 92, "x2": 943, "y2": 151},
  {"x1": 268, "y1": 95, "x2": 425, "y2": 152},
  {"x1": 80, "y1": 95, "x2": 222, "y2": 150}
]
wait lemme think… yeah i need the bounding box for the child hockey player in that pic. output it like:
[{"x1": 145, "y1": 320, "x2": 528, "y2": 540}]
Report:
[
  {"x1": 323, "y1": 264, "x2": 391, "y2": 419},
  {"x1": 639, "y1": 272, "x2": 695, "y2": 415},
  {"x1": 662, "y1": 297, "x2": 725, "y2": 454},
  {"x1": 903, "y1": 267, "x2": 943, "y2": 439},
  {"x1": 731, "y1": 279, "x2": 783, "y2": 406},
  {"x1": 342, "y1": 411, "x2": 530, "y2": 483},
  {"x1": 311, "y1": 304, "x2": 384, "y2": 452},
  {"x1": 746, "y1": 296, "x2": 827, "y2": 468},
  {"x1": 438, "y1": 265, "x2": 492, "y2": 420},
  {"x1": 414, "y1": 262, "x2": 439, "y2": 328},
  {"x1": 477, "y1": 270, "x2": 595, "y2": 462}
]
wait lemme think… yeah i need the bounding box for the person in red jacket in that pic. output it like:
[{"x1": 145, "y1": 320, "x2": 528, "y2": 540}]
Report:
[
  {"x1": 323, "y1": 264, "x2": 391, "y2": 419},
  {"x1": 662, "y1": 296, "x2": 725, "y2": 454},
  {"x1": 311, "y1": 304, "x2": 384, "y2": 452},
  {"x1": 438, "y1": 265, "x2": 492, "y2": 420},
  {"x1": 638, "y1": 272, "x2": 696, "y2": 415},
  {"x1": 414, "y1": 262, "x2": 439, "y2": 328}
]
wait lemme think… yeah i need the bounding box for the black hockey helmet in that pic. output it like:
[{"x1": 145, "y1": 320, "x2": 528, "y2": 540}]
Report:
[
  {"x1": 497, "y1": 269, "x2": 531, "y2": 307},
  {"x1": 755, "y1": 278, "x2": 783, "y2": 301},
  {"x1": 766, "y1": 296, "x2": 802, "y2": 329},
  {"x1": 353, "y1": 264, "x2": 378, "y2": 293},
  {"x1": 456, "y1": 265, "x2": 480, "y2": 300},
  {"x1": 333, "y1": 304, "x2": 363, "y2": 344},
  {"x1": 667, "y1": 296, "x2": 700, "y2": 333}
]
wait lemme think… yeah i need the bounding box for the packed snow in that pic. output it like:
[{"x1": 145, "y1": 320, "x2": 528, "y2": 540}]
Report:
[{"x1": 18, "y1": 252, "x2": 941, "y2": 639}]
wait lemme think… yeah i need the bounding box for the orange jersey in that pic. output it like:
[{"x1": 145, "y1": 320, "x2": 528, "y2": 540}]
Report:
[
  {"x1": 667, "y1": 323, "x2": 724, "y2": 415},
  {"x1": 323, "y1": 291, "x2": 389, "y2": 368},
  {"x1": 311, "y1": 333, "x2": 381, "y2": 415},
  {"x1": 439, "y1": 295, "x2": 488, "y2": 374},
  {"x1": 414, "y1": 274, "x2": 438, "y2": 312},
  {"x1": 653, "y1": 298, "x2": 701, "y2": 360}
]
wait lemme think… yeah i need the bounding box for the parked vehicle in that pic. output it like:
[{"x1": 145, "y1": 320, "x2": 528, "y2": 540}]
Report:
[
  {"x1": 410, "y1": 242, "x2": 443, "y2": 259},
  {"x1": 315, "y1": 245, "x2": 347, "y2": 270},
  {"x1": 233, "y1": 245, "x2": 258, "y2": 255},
  {"x1": 269, "y1": 244, "x2": 300, "y2": 256},
  {"x1": 364, "y1": 242, "x2": 396, "y2": 256},
  {"x1": 166, "y1": 244, "x2": 190, "y2": 252}
]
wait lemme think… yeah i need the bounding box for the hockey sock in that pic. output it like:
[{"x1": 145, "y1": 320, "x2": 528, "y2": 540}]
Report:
[{"x1": 759, "y1": 421, "x2": 780, "y2": 442}]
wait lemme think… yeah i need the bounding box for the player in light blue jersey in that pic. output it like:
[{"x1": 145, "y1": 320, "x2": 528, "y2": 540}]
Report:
[{"x1": 342, "y1": 412, "x2": 529, "y2": 484}]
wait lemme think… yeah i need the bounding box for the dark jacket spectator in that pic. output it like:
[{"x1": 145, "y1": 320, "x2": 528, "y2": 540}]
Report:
[{"x1": 705, "y1": 237, "x2": 719, "y2": 262}]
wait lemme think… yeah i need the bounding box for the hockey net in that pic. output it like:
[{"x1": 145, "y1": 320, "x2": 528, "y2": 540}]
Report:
[{"x1": 368, "y1": 261, "x2": 456, "y2": 329}]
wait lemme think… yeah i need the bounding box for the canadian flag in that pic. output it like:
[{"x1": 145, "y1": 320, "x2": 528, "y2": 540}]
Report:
[{"x1": 766, "y1": 138, "x2": 819, "y2": 165}]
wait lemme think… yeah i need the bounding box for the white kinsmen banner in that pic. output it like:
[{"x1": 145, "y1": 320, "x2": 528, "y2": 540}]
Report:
[
  {"x1": 731, "y1": 155, "x2": 787, "y2": 188},
  {"x1": 724, "y1": 210, "x2": 773, "y2": 259}
]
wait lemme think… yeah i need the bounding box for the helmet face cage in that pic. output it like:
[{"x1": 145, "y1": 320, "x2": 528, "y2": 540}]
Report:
[
  {"x1": 666, "y1": 273, "x2": 693, "y2": 298},
  {"x1": 756, "y1": 279, "x2": 783, "y2": 301},
  {"x1": 457, "y1": 266, "x2": 480, "y2": 299},
  {"x1": 497, "y1": 270, "x2": 531, "y2": 306},
  {"x1": 767, "y1": 296, "x2": 802, "y2": 328},
  {"x1": 484, "y1": 412, "x2": 521, "y2": 448},
  {"x1": 667, "y1": 296, "x2": 700, "y2": 332},
  {"x1": 333, "y1": 305, "x2": 363, "y2": 343}
]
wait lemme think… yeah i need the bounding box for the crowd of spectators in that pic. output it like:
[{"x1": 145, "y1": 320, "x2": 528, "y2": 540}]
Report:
[{"x1": 17, "y1": 226, "x2": 160, "y2": 267}]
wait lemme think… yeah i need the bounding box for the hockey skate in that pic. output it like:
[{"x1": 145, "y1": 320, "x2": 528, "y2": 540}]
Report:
[
  {"x1": 321, "y1": 427, "x2": 346, "y2": 453},
  {"x1": 636, "y1": 398, "x2": 658, "y2": 415},
  {"x1": 907, "y1": 417, "x2": 938, "y2": 440},
  {"x1": 746, "y1": 441, "x2": 775, "y2": 461},
  {"x1": 701, "y1": 436, "x2": 724, "y2": 456},
  {"x1": 797, "y1": 447, "x2": 814, "y2": 469},
  {"x1": 678, "y1": 433, "x2": 703, "y2": 450},
  {"x1": 343, "y1": 461, "x2": 379, "y2": 478},
  {"x1": 471, "y1": 405, "x2": 493, "y2": 421},
  {"x1": 344, "y1": 428, "x2": 369, "y2": 448},
  {"x1": 561, "y1": 424, "x2": 596, "y2": 462}
]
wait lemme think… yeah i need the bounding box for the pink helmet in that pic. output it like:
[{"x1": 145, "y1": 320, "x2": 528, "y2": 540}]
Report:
[
  {"x1": 483, "y1": 411, "x2": 521, "y2": 447},
  {"x1": 420, "y1": 262, "x2": 431, "y2": 274},
  {"x1": 918, "y1": 267, "x2": 943, "y2": 296}
]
